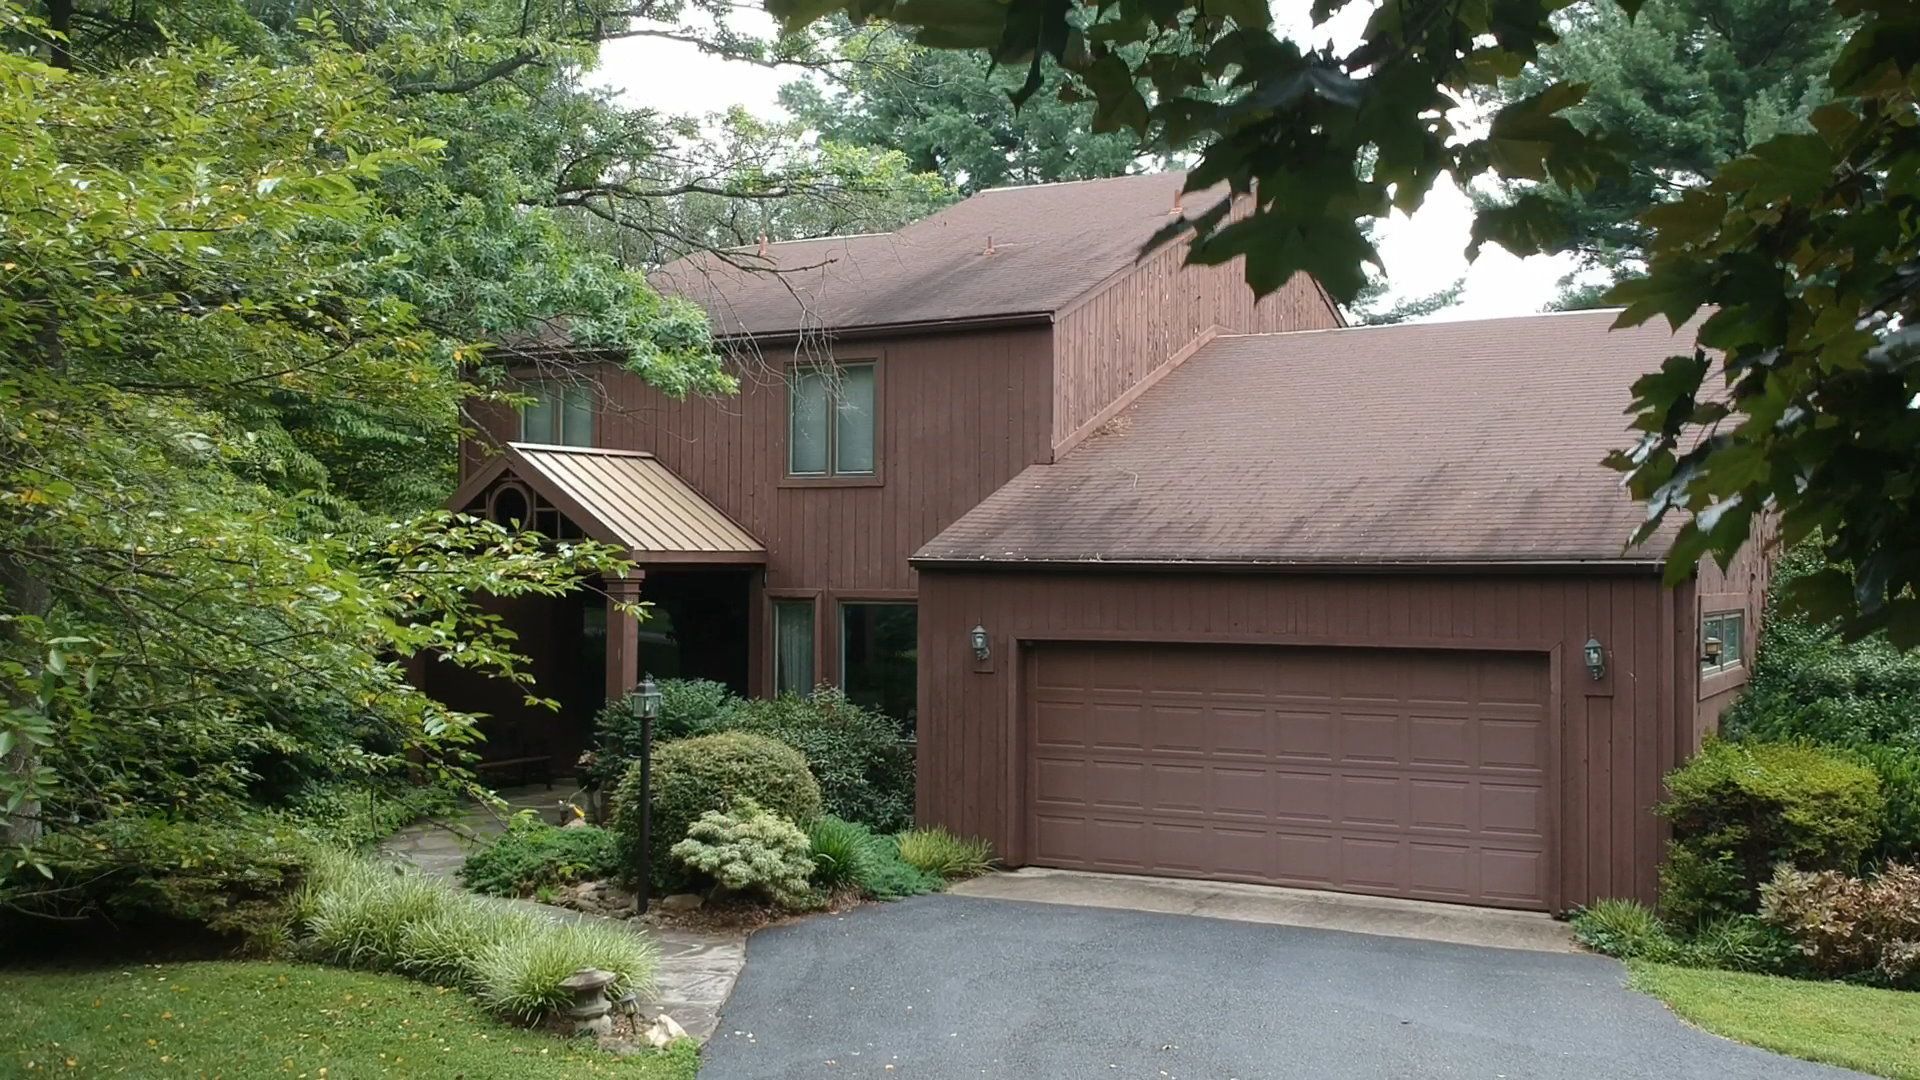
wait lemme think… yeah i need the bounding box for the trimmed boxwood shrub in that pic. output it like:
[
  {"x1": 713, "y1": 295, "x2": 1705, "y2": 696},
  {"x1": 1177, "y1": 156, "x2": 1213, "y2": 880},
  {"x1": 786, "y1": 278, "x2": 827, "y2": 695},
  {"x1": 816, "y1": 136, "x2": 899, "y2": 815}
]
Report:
[
  {"x1": 614, "y1": 732, "x2": 821, "y2": 889},
  {"x1": 1657, "y1": 740, "x2": 1884, "y2": 926},
  {"x1": 712, "y1": 688, "x2": 914, "y2": 832}
]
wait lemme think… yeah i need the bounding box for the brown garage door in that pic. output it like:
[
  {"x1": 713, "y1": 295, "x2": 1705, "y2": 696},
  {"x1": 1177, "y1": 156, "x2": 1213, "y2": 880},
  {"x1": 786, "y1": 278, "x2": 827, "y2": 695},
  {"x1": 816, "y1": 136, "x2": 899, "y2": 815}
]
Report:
[{"x1": 1026, "y1": 643, "x2": 1552, "y2": 909}]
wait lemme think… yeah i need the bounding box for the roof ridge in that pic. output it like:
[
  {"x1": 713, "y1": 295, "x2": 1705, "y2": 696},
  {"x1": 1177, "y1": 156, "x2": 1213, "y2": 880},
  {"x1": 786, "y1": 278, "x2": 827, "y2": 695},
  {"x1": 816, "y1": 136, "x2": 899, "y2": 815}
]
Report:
[
  {"x1": 976, "y1": 170, "x2": 1187, "y2": 195},
  {"x1": 510, "y1": 442, "x2": 656, "y2": 459},
  {"x1": 1215, "y1": 307, "x2": 1629, "y2": 340}
]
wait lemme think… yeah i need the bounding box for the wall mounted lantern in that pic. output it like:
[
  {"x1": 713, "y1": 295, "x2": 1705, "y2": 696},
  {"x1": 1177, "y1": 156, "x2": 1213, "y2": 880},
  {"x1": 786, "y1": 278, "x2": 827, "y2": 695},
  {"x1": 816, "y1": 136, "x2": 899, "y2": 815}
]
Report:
[
  {"x1": 970, "y1": 625, "x2": 991, "y2": 662},
  {"x1": 1702, "y1": 636, "x2": 1725, "y2": 666},
  {"x1": 1583, "y1": 638, "x2": 1607, "y2": 681}
]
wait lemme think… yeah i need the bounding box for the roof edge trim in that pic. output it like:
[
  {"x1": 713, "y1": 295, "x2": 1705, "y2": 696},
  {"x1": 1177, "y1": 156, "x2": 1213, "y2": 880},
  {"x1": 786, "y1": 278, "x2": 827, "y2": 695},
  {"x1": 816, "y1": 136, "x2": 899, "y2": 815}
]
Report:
[{"x1": 908, "y1": 556, "x2": 1667, "y2": 576}]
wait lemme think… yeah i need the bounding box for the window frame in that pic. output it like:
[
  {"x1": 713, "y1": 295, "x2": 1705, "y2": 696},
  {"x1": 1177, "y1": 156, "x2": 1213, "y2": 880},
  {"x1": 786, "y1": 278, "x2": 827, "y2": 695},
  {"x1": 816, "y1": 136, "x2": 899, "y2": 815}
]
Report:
[
  {"x1": 518, "y1": 379, "x2": 595, "y2": 448},
  {"x1": 837, "y1": 599, "x2": 917, "y2": 726},
  {"x1": 782, "y1": 358, "x2": 883, "y2": 487},
  {"x1": 769, "y1": 594, "x2": 819, "y2": 697},
  {"x1": 1700, "y1": 609, "x2": 1746, "y2": 675}
]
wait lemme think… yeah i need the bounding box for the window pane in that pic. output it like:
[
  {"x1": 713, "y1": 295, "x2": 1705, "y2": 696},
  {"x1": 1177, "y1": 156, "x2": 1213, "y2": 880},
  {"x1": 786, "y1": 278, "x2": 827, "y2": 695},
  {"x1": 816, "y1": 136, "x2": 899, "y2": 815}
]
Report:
[
  {"x1": 840, "y1": 602, "x2": 916, "y2": 733},
  {"x1": 561, "y1": 384, "x2": 594, "y2": 447},
  {"x1": 773, "y1": 600, "x2": 814, "y2": 696},
  {"x1": 833, "y1": 364, "x2": 876, "y2": 475},
  {"x1": 1724, "y1": 613, "x2": 1744, "y2": 664},
  {"x1": 789, "y1": 370, "x2": 830, "y2": 475},
  {"x1": 521, "y1": 387, "x2": 557, "y2": 443}
]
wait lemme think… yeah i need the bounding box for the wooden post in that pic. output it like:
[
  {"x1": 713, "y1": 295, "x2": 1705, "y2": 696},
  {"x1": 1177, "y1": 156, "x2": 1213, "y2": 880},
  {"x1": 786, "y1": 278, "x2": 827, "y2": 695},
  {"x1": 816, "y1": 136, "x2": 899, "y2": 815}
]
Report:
[{"x1": 603, "y1": 571, "x2": 646, "y2": 703}]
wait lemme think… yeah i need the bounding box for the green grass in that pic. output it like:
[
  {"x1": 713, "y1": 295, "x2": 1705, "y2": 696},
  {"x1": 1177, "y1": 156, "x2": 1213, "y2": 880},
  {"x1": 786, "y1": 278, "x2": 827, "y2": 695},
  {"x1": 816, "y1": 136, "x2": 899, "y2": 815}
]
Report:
[
  {"x1": 0, "y1": 961, "x2": 698, "y2": 1078},
  {"x1": 1633, "y1": 962, "x2": 1920, "y2": 1079},
  {"x1": 894, "y1": 828, "x2": 994, "y2": 880}
]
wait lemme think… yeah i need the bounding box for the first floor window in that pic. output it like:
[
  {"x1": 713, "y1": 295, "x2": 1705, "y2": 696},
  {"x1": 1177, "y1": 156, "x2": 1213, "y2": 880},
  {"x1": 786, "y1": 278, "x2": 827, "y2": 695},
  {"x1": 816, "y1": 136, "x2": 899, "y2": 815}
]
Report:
[
  {"x1": 773, "y1": 599, "x2": 815, "y2": 696},
  {"x1": 520, "y1": 380, "x2": 594, "y2": 446},
  {"x1": 840, "y1": 602, "x2": 916, "y2": 732},
  {"x1": 788, "y1": 362, "x2": 876, "y2": 477},
  {"x1": 1701, "y1": 610, "x2": 1745, "y2": 673}
]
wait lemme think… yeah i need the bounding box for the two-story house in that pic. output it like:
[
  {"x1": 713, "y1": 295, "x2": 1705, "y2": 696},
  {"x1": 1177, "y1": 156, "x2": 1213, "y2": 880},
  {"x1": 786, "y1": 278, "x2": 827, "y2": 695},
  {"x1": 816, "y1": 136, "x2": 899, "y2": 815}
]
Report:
[{"x1": 428, "y1": 171, "x2": 1768, "y2": 912}]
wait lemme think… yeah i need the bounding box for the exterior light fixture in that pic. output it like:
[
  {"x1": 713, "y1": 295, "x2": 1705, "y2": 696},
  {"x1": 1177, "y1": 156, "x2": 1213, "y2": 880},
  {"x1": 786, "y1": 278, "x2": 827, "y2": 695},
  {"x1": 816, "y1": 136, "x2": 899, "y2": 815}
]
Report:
[
  {"x1": 1702, "y1": 636, "x2": 1725, "y2": 665},
  {"x1": 970, "y1": 625, "x2": 991, "y2": 662},
  {"x1": 1583, "y1": 638, "x2": 1606, "y2": 681},
  {"x1": 634, "y1": 674, "x2": 661, "y2": 720}
]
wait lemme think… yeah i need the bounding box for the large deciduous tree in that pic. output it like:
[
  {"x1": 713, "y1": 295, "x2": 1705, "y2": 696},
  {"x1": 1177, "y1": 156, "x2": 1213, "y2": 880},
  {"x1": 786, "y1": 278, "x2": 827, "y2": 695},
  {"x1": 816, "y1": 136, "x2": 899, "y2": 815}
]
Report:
[
  {"x1": 778, "y1": 22, "x2": 1150, "y2": 193},
  {"x1": 767, "y1": 0, "x2": 1920, "y2": 644}
]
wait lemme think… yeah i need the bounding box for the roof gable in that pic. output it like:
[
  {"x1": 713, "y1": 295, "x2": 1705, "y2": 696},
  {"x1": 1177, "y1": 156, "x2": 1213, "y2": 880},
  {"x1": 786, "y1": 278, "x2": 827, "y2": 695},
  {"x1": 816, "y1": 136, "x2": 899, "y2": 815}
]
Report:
[
  {"x1": 652, "y1": 172, "x2": 1204, "y2": 339},
  {"x1": 915, "y1": 309, "x2": 1697, "y2": 568}
]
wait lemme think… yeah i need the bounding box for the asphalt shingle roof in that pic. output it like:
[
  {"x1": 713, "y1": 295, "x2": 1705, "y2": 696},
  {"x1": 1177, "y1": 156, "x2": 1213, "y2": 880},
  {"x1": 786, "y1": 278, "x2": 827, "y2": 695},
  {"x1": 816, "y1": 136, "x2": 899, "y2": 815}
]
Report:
[{"x1": 915, "y1": 309, "x2": 1695, "y2": 567}]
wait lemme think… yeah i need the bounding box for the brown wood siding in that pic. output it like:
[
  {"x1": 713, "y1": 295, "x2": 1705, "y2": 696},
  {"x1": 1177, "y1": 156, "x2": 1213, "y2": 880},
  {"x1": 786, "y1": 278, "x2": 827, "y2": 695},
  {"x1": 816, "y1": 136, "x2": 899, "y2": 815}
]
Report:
[
  {"x1": 570, "y1": 327, "x2": 1057, "y2": 687},
  {"x1": 916, "y1": 568, "x2": 1681, "y2": 911},
  {"x1": 1691, "y1": 535, "x2": 1776, "y2": 742},
  {"x1": 1050, "y1": 253, "x2": 1339, "y2": 450}
]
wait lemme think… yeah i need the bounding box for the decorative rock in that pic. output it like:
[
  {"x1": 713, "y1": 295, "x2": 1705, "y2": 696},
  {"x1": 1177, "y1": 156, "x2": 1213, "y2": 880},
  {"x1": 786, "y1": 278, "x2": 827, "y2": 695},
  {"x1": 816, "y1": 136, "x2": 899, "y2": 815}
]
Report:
[
  {"x1": 658, "y1": 892, "x2": 705, "y2": 913},
  {"x1": 562, "y1": 815, "x2": 591, "y2": 828},
  {"x1": 553, "y1": 880, "x2": 637, "y2": 918},
  {"x1": 642, "y1": 1013, "x2": 688, "y2": 1049}
]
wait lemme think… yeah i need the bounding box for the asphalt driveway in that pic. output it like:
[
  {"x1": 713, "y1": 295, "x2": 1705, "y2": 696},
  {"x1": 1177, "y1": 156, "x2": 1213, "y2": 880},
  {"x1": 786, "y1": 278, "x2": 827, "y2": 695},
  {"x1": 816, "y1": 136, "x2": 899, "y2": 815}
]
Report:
[{"x1": 702, "y1": 894, "x2": 1864, "y2": 1080}]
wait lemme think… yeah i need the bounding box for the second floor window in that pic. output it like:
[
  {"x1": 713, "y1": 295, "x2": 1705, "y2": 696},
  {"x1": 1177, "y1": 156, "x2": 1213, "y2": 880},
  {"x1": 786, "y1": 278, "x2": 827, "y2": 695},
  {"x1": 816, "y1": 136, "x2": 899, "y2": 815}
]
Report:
[
  {"x1": 789, "y1": 362, "x2": 876, "y2": 477},
  {"x1": 520, "y1": 381, "x2": 593, "y2": 447}
]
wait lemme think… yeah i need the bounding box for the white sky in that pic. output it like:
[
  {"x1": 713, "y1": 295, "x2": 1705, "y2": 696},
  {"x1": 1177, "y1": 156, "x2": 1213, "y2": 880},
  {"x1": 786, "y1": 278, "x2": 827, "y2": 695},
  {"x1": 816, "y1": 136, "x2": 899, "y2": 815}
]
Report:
[{"x1": 590, "y1": 3, "x2": 1577, "y2": 321}]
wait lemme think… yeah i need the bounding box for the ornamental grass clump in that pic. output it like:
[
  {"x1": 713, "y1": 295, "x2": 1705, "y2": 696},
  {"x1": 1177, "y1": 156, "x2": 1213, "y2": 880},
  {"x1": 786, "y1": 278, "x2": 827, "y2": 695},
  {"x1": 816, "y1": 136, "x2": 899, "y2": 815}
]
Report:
[
  {"x1": 296, "y1": 851, "x2": 656, "y2": 1021},
  {"x1": 895, "y1": 828, "x2": 994, "y2": 880},
  {"x1": 807, "y1": 816, "x2": 941, "y2": 899}
]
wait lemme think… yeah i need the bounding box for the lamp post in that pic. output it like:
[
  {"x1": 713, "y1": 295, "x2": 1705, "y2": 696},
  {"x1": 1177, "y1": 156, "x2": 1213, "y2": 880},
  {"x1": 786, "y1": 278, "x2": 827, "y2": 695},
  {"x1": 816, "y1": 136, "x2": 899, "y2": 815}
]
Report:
[{"x1": 631, "y1": 674, "x2": 662, "y2": 915}]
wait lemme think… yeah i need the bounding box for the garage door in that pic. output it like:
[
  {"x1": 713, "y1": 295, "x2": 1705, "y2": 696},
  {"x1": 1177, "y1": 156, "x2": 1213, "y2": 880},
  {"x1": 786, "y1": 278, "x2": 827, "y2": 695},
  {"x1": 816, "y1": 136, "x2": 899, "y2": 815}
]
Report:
[{"x1": 1026, "y1": 643, "x2": 1552, "y2": 909}]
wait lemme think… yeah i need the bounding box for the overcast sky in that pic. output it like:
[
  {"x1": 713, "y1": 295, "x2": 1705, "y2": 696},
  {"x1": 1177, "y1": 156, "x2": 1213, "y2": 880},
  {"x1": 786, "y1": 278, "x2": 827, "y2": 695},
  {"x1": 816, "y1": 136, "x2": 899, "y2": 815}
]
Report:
[{"x1": 589, "y1": 4, "x2": 1580, "y2": 321}]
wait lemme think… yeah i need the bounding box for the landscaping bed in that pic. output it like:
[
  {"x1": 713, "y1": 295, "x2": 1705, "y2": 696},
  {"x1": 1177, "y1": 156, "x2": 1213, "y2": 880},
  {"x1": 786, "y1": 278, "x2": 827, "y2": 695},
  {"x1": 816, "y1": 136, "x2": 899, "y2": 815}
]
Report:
[{"x1": 0, "y1": 961, "x2": 697, "y2": 1079}]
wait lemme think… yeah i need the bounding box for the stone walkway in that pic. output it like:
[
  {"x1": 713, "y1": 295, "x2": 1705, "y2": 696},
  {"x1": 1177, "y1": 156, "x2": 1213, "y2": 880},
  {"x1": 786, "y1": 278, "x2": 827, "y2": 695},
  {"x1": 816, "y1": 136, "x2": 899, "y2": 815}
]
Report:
[{"x1": 378, "y1": 785, "x2": 746, "y2": 1042}]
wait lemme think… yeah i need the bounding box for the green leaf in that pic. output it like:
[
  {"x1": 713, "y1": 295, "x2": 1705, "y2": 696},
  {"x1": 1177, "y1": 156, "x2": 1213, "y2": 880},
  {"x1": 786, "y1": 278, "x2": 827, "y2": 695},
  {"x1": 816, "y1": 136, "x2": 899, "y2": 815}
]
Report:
[{"x1": 1467, "y1": 193, "x2": 1568, "y2": 260}]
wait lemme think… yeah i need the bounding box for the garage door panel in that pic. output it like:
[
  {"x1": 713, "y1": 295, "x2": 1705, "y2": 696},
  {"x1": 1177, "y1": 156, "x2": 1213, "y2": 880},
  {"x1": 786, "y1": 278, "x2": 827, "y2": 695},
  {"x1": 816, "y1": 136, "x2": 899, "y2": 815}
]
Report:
[{"x1": 1026, "y1": 643, "x2": 1552, "y2": 910}]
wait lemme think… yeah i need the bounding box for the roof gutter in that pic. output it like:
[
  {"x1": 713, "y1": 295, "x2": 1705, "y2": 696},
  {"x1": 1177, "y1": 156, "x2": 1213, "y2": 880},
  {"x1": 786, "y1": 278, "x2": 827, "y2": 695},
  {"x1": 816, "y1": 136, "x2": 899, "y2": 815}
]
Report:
[{"x1": 907, "y1": 556, "x2": 1668, "y2": 576}]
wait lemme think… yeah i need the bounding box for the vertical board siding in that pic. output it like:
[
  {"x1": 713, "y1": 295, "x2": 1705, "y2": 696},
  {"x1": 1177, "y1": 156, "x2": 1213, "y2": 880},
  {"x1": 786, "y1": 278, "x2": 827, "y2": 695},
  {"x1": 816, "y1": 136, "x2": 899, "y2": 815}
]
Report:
[
  {"x1": 591, "y1": 327, "x2": 1055, "y2": 683},
  {"x1": 1691, "y1": 535, "x2": 1776, "y2": 740},
  {"x1": 1051, "y1": 250, "x2": 1340, "y2": 448},
  {"x1": 917, "y1": 568, "x2": 1679, "y2": 910}
]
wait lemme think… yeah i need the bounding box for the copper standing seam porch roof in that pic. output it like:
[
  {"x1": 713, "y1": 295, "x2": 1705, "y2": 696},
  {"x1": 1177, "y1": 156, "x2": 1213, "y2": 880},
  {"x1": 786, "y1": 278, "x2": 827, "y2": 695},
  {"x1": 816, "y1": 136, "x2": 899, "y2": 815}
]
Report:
[
  {"x1": 914, "y1": 309, "x2": 1697, "y2": 570},
  {"x1": 450, "y1": 443, "x2": 764, "y2": 563}
]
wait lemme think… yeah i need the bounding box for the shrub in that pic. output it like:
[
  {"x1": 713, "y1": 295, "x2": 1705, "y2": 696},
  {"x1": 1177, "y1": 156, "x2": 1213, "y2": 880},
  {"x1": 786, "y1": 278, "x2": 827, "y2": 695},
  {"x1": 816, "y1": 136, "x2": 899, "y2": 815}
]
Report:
[
  {"x1": 1657, "y1": 740, "x2": 1884, "y2": 926},
  {"x1": 1760, "y1": 862, "x2": 1920, "y2": 987},
  {"x1": 297, "y1": 852, "x2": 656, "y2": 1019},
  {"x1": 1570, "y1": 899, "x2": 1674, "y2": 960},
  {"x1": 807, "y1": 816, "x2": 942, "y2": 899},
  {"x1": 670, "y1": 801, "x2": 817, "y2": 909},
  {"x1": 711, "y1": 688, "x2": 914, "y2": 832},
  {"x1": 1853, "y1": 744, "x2": 1920, "y2": 861},
  {"x1": 587, "y1": 678, "x2": 739, "y2": 787},
  {"x1": 458, "y1": 815, "x2": 620, "y2": 897},
  {"x1": 895, "y1": 828, "x2": 994, "y2": 879},
  {"x1": 1, "y1": 816, "x2": 312, "y2": 950},
  {"x1": 279, "y1": 778, "x2": 459, "y2": 850},
  {"x1": 1665, "y1": 915, "x2": 1803, "y2": 974},
  {"x1": 614, "y1": 731, "x2": 822, "y2": 889}
]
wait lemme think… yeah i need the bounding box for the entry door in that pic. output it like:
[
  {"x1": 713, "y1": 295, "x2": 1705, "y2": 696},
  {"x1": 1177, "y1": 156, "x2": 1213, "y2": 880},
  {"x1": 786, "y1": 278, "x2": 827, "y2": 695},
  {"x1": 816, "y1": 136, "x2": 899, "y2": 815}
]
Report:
[{"x1": 1024, "y1": 643, "x2": 1552, "y2": 909}]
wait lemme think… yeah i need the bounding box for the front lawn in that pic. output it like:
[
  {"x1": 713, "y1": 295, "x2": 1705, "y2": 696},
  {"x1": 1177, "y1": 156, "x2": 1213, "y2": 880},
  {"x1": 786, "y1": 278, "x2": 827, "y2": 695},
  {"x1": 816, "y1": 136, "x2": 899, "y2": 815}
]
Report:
[
  {"x1": 1634, "y1": 962, "x2": 1920, "y2": 1079},
  {"x1": 1, "y1": 961, "x2": 698, "y2": 1078}
]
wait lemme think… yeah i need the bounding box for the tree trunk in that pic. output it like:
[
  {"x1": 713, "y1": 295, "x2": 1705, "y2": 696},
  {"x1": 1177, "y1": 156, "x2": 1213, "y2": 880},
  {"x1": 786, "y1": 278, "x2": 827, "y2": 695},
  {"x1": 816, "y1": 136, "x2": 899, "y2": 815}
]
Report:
[
  {"x1": 45, "y1": 0, "x2": 74, "y2": 71},
  {"x1": 0, "y1": 554, "x2": 49, "y2": 847}
]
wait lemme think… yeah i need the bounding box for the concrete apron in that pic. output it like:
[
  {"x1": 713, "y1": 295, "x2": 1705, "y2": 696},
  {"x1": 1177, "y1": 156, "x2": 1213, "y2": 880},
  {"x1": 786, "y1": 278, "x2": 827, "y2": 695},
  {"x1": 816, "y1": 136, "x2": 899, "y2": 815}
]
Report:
[{"x1": 949, "y1": 867, "x2": 1577, "y2": 953}]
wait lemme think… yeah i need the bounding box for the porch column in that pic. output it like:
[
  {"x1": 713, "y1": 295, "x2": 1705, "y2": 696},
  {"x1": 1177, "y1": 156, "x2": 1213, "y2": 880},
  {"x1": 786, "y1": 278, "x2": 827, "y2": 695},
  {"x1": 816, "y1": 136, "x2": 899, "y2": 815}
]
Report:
[{"x1": 603, "y1": 571, "x2": 646, "y2": 702}]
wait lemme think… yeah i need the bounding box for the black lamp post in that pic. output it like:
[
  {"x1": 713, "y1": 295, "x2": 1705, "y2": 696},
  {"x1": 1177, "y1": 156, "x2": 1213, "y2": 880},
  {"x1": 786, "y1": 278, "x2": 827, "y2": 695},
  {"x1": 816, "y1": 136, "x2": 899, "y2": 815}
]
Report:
[{"x1": 631, "y1": 674, "x2": 662, "y2": 914}]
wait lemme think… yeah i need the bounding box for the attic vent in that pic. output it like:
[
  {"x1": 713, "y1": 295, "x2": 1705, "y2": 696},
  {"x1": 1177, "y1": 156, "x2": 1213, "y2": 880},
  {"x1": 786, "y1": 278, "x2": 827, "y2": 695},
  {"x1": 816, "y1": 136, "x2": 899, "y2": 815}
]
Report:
[{"x1": 488, "y1": 482, "x2": 532, "y2": 530}]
